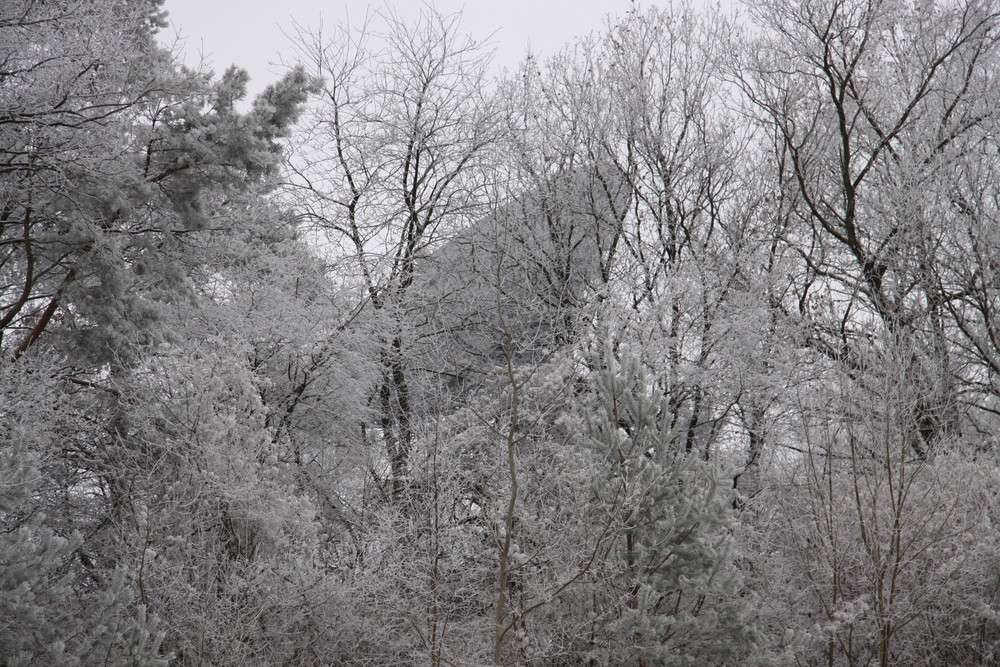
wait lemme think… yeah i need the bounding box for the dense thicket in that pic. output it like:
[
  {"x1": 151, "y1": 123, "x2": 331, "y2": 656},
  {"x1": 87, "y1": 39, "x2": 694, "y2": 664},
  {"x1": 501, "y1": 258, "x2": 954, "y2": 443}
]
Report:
[{"x1": 4, "y1": 0, "x2": 1000, "y2": 664}]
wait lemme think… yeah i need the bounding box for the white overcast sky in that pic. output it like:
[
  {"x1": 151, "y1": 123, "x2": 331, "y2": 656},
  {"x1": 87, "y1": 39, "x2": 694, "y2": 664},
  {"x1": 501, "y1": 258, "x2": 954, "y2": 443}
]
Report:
[{"x1": 160, "y1": 1, "x2": 725, "y2": 101}]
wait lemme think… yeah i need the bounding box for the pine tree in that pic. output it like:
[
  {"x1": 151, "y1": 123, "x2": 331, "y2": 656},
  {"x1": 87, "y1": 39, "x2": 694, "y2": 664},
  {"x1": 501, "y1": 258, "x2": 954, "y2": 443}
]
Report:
[{"x1": 584, "y1": 350, "x2": 755, "y2": 665}]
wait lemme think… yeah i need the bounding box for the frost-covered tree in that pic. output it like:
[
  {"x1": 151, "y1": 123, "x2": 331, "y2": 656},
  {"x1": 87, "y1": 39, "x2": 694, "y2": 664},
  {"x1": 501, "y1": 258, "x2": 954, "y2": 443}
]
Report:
[
  {"x1": 287, "y1": 8, "x2": 506, "y2": 495},
  {"x1": 0, "y1": 354, "x2": 166, "y2": 665},
  {"x1": 578, "y1": 347, "x2": 754, "y2": 665},
  {"x1": 0, "y1": 0, "x2": 321, "y2": 662},
  {"x1": 737, "y1": 0, "x2": 1000, "y2": 455}
]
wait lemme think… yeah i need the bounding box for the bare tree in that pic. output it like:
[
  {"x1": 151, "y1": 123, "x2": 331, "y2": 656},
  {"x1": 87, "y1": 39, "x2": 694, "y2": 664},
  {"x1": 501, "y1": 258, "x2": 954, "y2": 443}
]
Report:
[
  {"x1": 287, "y1": 8, "x2": 505, "y2": 495},
  {"x1": 738, "y1": 0, "x2": 1000, "y2": 456}
]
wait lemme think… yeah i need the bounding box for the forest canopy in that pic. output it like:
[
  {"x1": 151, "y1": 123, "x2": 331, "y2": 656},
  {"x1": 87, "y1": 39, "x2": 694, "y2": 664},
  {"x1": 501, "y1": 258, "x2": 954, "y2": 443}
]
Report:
[{"x1": 4, "y1": 0, "x2": 1000, "y2": 664}]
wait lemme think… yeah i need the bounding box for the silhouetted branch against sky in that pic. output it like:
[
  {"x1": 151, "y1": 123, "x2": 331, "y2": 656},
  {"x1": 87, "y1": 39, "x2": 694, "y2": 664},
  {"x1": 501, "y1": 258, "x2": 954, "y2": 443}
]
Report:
[{"x1": 160, "y1": 0, "x2": 728, "y2": 101}]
